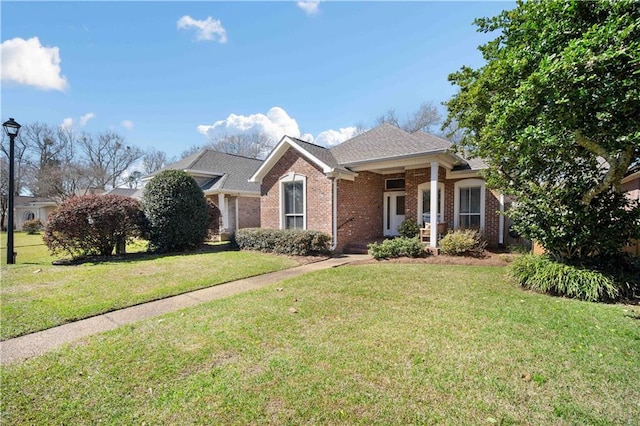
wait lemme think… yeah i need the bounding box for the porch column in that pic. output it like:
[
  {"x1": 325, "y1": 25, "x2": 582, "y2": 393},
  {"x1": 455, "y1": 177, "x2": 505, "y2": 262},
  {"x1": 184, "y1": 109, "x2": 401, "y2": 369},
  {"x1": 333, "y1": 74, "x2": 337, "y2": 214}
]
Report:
[
  {"x1": 218, "y1": 193, "x2": 228, "y2": 231},
  {"x1": 430, "y1": 161, "x2": 438, "y2": 248},
  {"x1": 499, "y1": 193, "x2": 505, "y2": 246}
]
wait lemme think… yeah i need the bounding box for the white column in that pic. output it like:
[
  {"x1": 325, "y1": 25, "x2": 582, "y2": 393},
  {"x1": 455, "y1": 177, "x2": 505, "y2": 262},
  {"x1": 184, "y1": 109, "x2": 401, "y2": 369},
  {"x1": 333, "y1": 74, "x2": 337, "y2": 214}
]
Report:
[
  {"x1": 499, "y1": 193, "x2": 505, "y2": 246},
  {"x1": 218, "y1": 193, "x2": 228, "y2": 231},
  {"x1": 430, "y1": 161, "x2": 438, "y2": 248}
]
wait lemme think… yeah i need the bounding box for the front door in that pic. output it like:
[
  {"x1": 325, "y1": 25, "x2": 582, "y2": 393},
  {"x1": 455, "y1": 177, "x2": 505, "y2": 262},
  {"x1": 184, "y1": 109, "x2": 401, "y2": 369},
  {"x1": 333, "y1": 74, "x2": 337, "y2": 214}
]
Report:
[{"x1": 383, "y1": 192, "x2": 406, "y2": 236}]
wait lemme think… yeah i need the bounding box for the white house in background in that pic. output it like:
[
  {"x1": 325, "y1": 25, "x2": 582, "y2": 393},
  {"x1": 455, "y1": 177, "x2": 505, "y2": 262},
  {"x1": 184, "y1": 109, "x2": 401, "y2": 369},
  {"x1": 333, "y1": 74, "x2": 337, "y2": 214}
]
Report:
[
  {"x1": 13, "y1": 196, "x2": 58, "y2": 230},
  {"x1": 143, "y1": 149, "x2": 262, "y2": 233}
]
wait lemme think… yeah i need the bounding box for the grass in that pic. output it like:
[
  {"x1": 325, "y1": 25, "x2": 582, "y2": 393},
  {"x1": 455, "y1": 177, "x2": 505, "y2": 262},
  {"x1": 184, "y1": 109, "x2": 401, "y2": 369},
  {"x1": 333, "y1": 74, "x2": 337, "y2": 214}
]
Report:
[
  {"x1": 0, "y1": 232, "x2": 299, "y2": 339},
  {"x1": 2, "y1": 264, "x2": 639, "y2": 424}
]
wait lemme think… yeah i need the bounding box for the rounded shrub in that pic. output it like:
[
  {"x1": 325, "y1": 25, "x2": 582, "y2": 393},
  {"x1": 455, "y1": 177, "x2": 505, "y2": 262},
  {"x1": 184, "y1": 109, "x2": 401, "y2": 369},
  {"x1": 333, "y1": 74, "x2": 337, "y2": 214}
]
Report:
[
  {"x1": 43, "y1": 195, "x2": 145, "y2": 258},
  {"x1": 439, "y1": 229, "x2": 486, "y2": 256},
  {"x1": 22, "y1": 218, "x2": 44, "y2": 234},
  {"x1": 142, "y1": 170, "x2": 210, "y2": 253},
  {"x1": 508, "y1": 254, "x2": 618, "y2": 302},
  {"x1": 368, "y1": 237, "x2": 425, "y2": 260},
  {"x1": 398, "y1": 219, "x2": 420, "y2": 238}
]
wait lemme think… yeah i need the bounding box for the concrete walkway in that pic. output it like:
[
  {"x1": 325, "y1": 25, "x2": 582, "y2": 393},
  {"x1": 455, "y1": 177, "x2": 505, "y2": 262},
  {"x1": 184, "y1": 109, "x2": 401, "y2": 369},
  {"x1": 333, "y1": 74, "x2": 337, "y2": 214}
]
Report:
[{"x1": 1, "y1": 254, "x2": 369, "y2": 366}]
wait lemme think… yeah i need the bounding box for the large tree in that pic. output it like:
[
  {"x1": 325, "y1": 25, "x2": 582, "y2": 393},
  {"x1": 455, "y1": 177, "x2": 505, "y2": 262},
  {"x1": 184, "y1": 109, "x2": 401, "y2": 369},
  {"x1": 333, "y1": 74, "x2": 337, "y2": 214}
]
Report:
[
  {"x1": 445, "y1": 0, "x2": 640, "y2": 264},
  {"x1": 205, "y1": 131, "x2": 274, "y2": 159},
  {"x1": 376, "y1": 101, "x2": 442, "y2": 134}
]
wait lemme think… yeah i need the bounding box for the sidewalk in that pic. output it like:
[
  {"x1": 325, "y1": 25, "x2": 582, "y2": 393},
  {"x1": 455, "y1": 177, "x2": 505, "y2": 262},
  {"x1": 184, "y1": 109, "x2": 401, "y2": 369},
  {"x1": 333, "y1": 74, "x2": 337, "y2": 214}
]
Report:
[{"x1": 1, "y1": 254, "x2": 369, "y2": 366}]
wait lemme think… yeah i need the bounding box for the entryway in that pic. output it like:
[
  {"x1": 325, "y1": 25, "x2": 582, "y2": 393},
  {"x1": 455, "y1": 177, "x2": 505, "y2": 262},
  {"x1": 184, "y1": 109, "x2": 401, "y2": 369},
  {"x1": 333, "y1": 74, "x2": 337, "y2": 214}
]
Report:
[{"x1": 383, "y1": 191, "x2": 406, "y2": 236}]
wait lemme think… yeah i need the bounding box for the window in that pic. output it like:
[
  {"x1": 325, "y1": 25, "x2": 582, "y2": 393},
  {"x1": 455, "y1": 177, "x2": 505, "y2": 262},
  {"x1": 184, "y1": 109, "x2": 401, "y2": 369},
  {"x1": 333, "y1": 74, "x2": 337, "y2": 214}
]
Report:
[
  {"x1": 23, "y1": 211, "x2": 35, "y2": 221},
  {"x1": 385, "y1": 178, "x2": 405, "y2": 191},
  {"x1": 454, "y1": 179, "x2": 485, "y2": 230},
  {"x1": 417, "y1": 182, "x2": 445, "y2": 225},
  {"x1": 280, "y1": 173, "x2": 306, "y2": 230}
]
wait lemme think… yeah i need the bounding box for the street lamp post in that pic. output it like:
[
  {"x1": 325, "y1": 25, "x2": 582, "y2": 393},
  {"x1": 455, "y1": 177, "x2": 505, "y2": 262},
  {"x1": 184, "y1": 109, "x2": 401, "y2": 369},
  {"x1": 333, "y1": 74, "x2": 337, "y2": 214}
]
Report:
[{"x1": 3, "y1": 118, "x2": 21, "y2": 265}]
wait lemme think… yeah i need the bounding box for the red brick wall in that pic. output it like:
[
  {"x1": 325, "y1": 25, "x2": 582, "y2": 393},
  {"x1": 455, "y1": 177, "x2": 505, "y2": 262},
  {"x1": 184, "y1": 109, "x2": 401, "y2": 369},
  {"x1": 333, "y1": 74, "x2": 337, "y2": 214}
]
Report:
[
  {"x1": 260, "y1": 148, "x2": 333, "y2": 235},
  {"x1": 238, "y1": 196, "x2": 260, "y2": 228},
  {"x1": 336, "y1": 171, "x2": 389, "y2": 252},
  {"x1": 622, "y1": 176, "x2": 639, "y2": 202}
]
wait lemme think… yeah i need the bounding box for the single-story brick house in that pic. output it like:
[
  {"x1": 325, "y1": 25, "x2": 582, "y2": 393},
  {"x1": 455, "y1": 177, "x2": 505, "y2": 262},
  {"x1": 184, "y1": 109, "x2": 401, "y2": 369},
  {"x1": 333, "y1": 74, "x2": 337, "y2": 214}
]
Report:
[
  {"x1": 146, "y1": 149, "x2": 262, "y2": 233},
  {"x1": 250, "y1": 124, "x2": 506, "y2": 253}
]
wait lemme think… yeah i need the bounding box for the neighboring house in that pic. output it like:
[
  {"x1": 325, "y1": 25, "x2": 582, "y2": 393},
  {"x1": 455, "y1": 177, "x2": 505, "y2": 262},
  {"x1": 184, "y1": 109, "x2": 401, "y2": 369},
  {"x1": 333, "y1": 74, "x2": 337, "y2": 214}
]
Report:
[
  {"x1": 622, "y1": 164, "x2": 639, "y2": 203},
  {"x1": 145, "y1": 149, "x2": 262, "y2": 233},
  {"x1": 13, "y1": 196, "x2": 58, "y2": 231},
  {"x1": 250, "y1": 124, "x2": 505, "y2": 253}
]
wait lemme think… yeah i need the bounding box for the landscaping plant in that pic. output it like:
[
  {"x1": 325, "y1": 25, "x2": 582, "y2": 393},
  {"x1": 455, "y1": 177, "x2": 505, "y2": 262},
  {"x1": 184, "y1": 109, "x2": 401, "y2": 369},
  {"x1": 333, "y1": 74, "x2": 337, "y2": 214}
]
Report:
[
  {"x1": 142, "y1": 170, "x2": 210, "y2": 253},
  {"x1": 21, "y1": 218, "x2": 43, "y2": 235},
  {"x1": 234, "y1": 228, "x2": 331, "y2": 256},
  {"x1": 439, "y1": 229, "x2": 486, "y2": 256},
  {"x1": 445, "y1": 0, "x2": 640, "y2": 298},
  {"x1": 43, "y1": 195, "x2": 145, "y2": 258},
  {"x1": 397, "y1": 219, "x2": 419, "y2": 238},
  {"x1": 368, "y1": 237, "x2": 425, "y2": 260}
]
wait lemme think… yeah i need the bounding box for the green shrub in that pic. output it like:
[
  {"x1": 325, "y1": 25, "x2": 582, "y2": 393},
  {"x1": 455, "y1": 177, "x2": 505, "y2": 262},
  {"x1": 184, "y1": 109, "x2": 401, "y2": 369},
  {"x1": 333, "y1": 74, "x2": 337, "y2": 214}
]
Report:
[
  {"x1": 234, "y1": 228, "x2": 331, "y2": 256},
  {"x1": 508, "y1": 254, "x2": 618, "y2": 302},
  {"x1": 398, "y1": 219, "x2": 419, "y2": 238},
  {"x1": 22, "y1": 218, "x2": 44, "y2": 234},
  {"x1": 439, "y1": 229, "x2": 486, "y2": 256},
  {"x1": 142, "y1": 170, "x2": 210, "y2": 253},
  {"x1": 368, "y1": 237, "x2": 425, "y2": 260}
]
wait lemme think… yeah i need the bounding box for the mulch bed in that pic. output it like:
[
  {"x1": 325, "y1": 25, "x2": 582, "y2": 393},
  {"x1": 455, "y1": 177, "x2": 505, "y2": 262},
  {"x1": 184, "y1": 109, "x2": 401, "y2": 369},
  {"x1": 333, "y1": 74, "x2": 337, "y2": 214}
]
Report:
[{"x1": 348, "y1": 249, "x2": 514, "y2": 267}]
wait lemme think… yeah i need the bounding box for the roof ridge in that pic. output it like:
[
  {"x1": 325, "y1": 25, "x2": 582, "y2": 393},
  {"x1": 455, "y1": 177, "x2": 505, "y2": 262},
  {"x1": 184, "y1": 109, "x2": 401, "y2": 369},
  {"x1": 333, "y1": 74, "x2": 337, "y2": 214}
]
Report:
[
  {"x1": 201, "y1": 148, "x2": 263, "y2": 162},
  {"x1": 286, "y1": 135, "x2": 329, "y2": 150}
]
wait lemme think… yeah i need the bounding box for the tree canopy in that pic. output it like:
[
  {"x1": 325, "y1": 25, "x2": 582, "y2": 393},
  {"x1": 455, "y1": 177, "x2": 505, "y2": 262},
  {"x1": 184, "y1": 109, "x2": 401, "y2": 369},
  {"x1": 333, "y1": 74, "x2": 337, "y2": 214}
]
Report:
[{"x1": 445, "y1": 0, "x2": 640, "y2": 264}]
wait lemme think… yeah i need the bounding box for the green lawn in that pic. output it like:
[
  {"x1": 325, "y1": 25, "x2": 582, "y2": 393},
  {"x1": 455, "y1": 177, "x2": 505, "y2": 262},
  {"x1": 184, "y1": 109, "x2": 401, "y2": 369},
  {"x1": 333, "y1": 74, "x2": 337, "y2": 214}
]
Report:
[
  {"x1": 2, "y1": 264, "x2": 639, "y2": 424},
  {"x1": 0, "y1": 233, "x2": 299, "y2": 339}
]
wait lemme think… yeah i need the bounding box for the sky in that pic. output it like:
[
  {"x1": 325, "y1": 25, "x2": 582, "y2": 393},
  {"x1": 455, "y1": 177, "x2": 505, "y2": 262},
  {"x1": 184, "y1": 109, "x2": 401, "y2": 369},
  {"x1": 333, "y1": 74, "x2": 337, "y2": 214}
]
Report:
[{"x1": 1, "y1": 1, "x2": 513, "y2": 160}]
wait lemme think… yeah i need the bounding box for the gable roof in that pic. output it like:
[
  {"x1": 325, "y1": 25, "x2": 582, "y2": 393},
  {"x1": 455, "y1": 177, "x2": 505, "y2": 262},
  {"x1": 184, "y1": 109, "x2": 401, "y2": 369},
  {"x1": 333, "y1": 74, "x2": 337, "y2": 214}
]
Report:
[
  {"x1": 250, "y1": 136, "x2": 356, "y2": 183},
  {"x1": 150, "y1": 149, "x2": 262, "y2": 194},
  {"x1": 329, "y1": 124, "x2": 452, "y2": 165}
]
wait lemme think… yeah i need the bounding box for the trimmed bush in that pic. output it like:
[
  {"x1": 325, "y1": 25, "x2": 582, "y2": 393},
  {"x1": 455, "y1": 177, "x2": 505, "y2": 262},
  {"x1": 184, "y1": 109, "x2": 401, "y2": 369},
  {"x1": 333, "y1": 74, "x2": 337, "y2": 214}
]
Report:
[
  {"x1": 22, "y1": 218, "x2": 44, "y2": 234},
  {"x1": 398, "y1": 219, "x2": 419, "y2": 238},
  {"x1": 234, "y1": 228, "x2": 331, "y2": 256},
  {"x1": 43, "y1": 195, "x2": 145, "y2": 258},
  {"x1": 508, "y1": 254, "x2": 618, "y2": 302},
  {"x1": 368, "y1": 237, "x2": 425, "y2": 260},
  {"x1": 439, "y1": 229, "x2": 486, "y2": 256},
  {"x1": 142, "y1": 170, "x2": 210, "y2": 253}
]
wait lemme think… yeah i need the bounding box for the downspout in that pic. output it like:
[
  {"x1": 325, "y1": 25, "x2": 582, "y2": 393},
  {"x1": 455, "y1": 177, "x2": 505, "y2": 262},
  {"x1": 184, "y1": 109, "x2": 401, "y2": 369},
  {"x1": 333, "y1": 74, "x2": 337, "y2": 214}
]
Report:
[{"x1": 330, "y1": 176, "x2": 338, "y2": 251}]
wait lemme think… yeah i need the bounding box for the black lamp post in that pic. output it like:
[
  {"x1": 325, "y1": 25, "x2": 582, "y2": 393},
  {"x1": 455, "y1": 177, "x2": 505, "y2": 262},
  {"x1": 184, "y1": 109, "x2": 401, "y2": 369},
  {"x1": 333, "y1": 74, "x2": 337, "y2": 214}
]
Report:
[{"x1": 3, "y1": 118, "x2": 21, "y2": 264}]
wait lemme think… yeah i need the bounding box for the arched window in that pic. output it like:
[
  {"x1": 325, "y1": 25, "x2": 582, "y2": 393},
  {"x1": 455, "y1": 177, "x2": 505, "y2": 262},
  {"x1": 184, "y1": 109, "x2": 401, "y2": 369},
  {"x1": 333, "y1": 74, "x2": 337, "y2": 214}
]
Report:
[
  {"x1": 23, "y1": 211, "x2": 35, "y2": 221},
  {"x1": 417, "y1": 182, "x2": 445, "y2": 225},
  {"x1": 279, "y1": 173, "x2": 306, "y2": 230}
]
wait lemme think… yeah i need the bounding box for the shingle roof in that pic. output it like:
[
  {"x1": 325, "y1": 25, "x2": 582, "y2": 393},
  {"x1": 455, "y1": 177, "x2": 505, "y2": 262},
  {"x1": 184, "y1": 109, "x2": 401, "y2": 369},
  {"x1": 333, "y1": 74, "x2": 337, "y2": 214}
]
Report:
[
  {"x1": 287, "y1": 137, "x2": 351, "y2": 174},
  {"x1": 152, "y1": 149, "x2": 262, "y2": 193},
  {"x1": 104, "y1": 188, "x2": 138, "y2": 197},
  {"x1": 329, "y1": 124, "x2": 452, "y2": 165}
]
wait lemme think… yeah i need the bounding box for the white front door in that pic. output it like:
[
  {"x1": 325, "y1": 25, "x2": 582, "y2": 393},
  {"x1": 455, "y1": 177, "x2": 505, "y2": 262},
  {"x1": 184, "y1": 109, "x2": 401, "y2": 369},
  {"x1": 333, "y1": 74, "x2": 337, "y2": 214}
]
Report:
[{"x1": 383, "y1": 191, "x2": 406, "y2": 236}]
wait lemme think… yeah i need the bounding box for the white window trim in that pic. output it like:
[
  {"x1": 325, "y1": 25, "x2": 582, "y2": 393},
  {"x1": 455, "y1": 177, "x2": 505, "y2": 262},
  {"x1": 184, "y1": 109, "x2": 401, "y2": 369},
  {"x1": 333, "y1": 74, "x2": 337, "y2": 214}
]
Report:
[
  {"x1": 279, "y1": 172, "x2": 307, "y2": 230},
  {"x1": 454, "y1": 178, "x2": 486, "y2": 230},
  {"x1": 417, "y1": 182, "x2": 445, "y2": 225}
]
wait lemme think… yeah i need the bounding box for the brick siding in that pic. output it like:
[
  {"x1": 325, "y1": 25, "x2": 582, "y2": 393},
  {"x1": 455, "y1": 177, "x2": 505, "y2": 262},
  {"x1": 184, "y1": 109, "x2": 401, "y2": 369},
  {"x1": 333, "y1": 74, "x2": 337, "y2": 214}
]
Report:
[
  {"x1": 260, "y1": 148, "x2": 333, "y2": 235},
  {"x1": 237, "y1": 196, "x2": 261, "y2": 228}
]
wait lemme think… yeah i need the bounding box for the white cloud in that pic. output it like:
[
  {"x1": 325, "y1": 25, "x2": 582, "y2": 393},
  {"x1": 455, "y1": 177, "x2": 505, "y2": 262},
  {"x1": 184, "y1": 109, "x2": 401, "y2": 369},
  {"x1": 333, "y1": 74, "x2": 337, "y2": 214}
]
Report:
[
  {"x1": 121, "y1": 120, "x2": 134, "y2": 130},
  {"x1": 79, "y1": 112, "x2": 96, "y2": 126},
  {"x1": 197, "y1": 106, "x2": 357, "y2": 148},
  {"x1": 197, "y1": 107, "x2": 303, "y2": 143},
  {"x1": 177, "y1": 15, "x2": 227, "y2": 43},
  {"x1": 315, "y1": 127, "x2": 359, "y2": 147},
  {"x1": 297, "y1": 1, "x2": 321, "y2": 15},
  {"x1": 61, "y1": 117, "x2": 73, "y2": 130},
  {"x1": 1, "y1": 37, "x2": 68, "y2": 91}
]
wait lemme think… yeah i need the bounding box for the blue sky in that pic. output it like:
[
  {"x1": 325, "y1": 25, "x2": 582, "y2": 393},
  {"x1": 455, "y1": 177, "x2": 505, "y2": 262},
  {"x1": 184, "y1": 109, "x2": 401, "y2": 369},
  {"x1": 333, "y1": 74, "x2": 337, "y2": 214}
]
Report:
[{"x1": 1, "y1": 1, "x2": 512, "y2": 159}]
